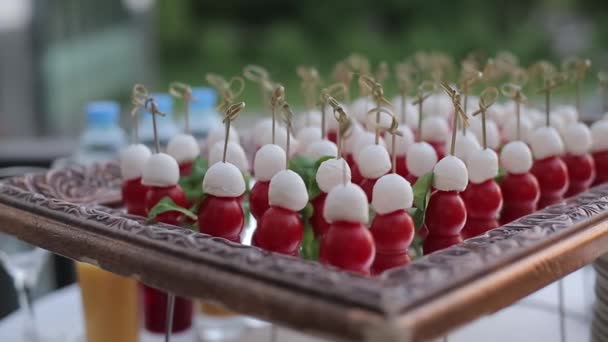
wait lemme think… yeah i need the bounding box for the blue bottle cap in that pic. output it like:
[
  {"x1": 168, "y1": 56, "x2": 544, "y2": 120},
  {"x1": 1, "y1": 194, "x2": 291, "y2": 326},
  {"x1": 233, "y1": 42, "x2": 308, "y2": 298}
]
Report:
[
  {"x1": 150, "y1": 93, "x2": 173, "y2": 117},
  {"x1": 190, "y1": 87, "x2": 217, "y2": 112},
  {"x1": 86, "y1": 101, "x2": 120, "y2": 126}
]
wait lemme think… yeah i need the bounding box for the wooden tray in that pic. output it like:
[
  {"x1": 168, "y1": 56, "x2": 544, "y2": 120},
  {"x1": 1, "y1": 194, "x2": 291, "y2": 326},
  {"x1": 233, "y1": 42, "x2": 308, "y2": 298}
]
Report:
[{"x1": 0, "y1": 162, "x2": 607, "y2": 341}]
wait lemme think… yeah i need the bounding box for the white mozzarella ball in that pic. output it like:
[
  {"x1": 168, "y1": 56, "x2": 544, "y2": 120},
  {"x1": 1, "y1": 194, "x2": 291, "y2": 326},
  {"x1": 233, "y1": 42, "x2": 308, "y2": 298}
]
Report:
[
  {"x1": 141, "y1": 153, "x2": 180, "y2": 187},
  {"x1": 500, "y1": 141, "x2": 533, "y2": 174},
  {"x1": 350, "y1": 96, "x2": 374, "y2": 123},
  {"x1": 391, "y1": 96, "x2": 420, "y2": 129},
  {"x1": 591, "y1": 120, "x2": 608, "y2": 152},
  {"x1": 206, "y1": 126, "x2": 240, "y2": 147},
  {"x1": 258, "y1": 125, "x2": 297, "y2": 158},
  {"x1": 467, "y1": 148, "x2": 499, "y2": 184},
  {"x1": 167, "y1": 133, "x2": 200, "y2": 163},
  {"x1": 306, "y1": 140, "x2": 338, "y2": 161},
  {"x1": 353, "y1": 132, "x2": 386, "y2": 163},
  {"x1": 385, "y1": 126, "x2": 415, "y2": 156},
  {"x1": 529, "y1": 126, "x2": 564, "y2": 160},
  {"x1": 487, "y1": 103, "x2": 507, "y2": 127},
  {"x1": 253, "y1": 118, "x2": 274, "y2": 147},
  {"x1": 253, "y1": 144, "x2": 286, "y2": 181},
  {"x1": 502, "y1": 115, "x2": 534, "y2": 143},
  {"x1": 295, "y1": 110, "x2": 322, "y2": 132},
  {"x1": 343, "y1": 121, "x2": 365, "y2": 155},
  {"x1": 209, "y1": 141, "x2": 250, "y2": 173},
  {"x1": 549, "y1": 115, "x2": 566, "y2": 134},
  {"x1": 433, "y1": 155, "x2": 468, "y2": 192},
  {"x1": 357, "y1": 144, "x2": 392, "y2": 179},
  {"x1": 323, "y1": 183, "x2": 369, "y2": 224},
  {"x1": 365, "y1": 109, "x2": 394, "y2": 132},
  {"x1": 203, "y1": 162, "x2": 245, "y2": 197},
  {"x1": 121, "y1": 144, "x2": 152, "y2": 180},
  {"x1": 316, "y1": 158, "x2": 351, "y2": 193},
  {"x1": 525, "y1": 108, "x2": 546, "y2": 128},
  {"x1": 371, "y1": 173, "x2": 413, "y2": 214},
  {"x1": 453, "y1": 132, "x2": 481, "y2": 162},
  {"x1": 421, "y1": 117, "x2": 449, "y2": 142},
  {"x1": 406, "y1": 142, "x2": 438, "y2": 177},
  {"x1": 562, "y1": 122, "x2": 591, "y2": 155},
  {"x1": 268, "y1": 170, "x2": 308, "y2": 212},
  {"x1": 468, "y1": 117, "x2": 500, "y2": 149},
  {"x1": 295, "y1": 126, "x2": 322, "y2": 155},
  {"x1": 425, "y1": 93, "x2": 453, "y2": 118},
  {"x1": 553, "y1": 105, "x2": 578, "y2": 124}
]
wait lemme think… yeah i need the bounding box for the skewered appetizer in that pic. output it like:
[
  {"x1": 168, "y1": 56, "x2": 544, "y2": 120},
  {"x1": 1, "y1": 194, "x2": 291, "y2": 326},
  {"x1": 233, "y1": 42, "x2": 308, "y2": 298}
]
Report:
[
  {"x1": 142, "y1": 153, "x2": 188, "y2": 226},
  {"x1": 499, "y1": 141, "x2": 540, "y2": 224},
  {"x1": 561, "y1": 122, "x2": 595, "y2": 196},
  {"x1": 420, "y1": 116, "x2": 449, "y2": 159},
  {"x1": 405, "y1": 142, "x2": 438, "y2": 184},
  {"x1": 249, "y1": 144, "x2": 286, "y2": 220},
  {"x1": 167, "y1": 133, "x2": 200, "y2": 176},
  {"x1": 311, "y1": 158, "x2": 352, "y2": 237},
  {"x1": 120, "y1": 144, "x2": 151, "y2": 216},
  {"x1": 591, "y1": 120, "x2": 608, "y2": 185},
  {"x1": 529, "y1": 126, "x2": 569, "y2": 209}
]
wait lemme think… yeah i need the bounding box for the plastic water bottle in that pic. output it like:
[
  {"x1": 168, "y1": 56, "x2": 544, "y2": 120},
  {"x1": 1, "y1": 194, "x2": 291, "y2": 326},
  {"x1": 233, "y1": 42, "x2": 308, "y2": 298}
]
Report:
[
  {"x1": 188, "y1": 87, "x2": 222, "y2": 140},
  {"x1": 138, "y1": 93, "x2": 180, "y2": 150},
  {"x1": 73, "y1": 101, "x2": 127, "y2": 165}
]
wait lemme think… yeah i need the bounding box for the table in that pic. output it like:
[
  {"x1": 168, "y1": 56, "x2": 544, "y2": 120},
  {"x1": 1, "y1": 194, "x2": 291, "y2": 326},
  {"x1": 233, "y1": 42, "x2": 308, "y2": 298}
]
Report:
[{"x1": 0, "y1": 268, "x2": 596, "y2": 342}]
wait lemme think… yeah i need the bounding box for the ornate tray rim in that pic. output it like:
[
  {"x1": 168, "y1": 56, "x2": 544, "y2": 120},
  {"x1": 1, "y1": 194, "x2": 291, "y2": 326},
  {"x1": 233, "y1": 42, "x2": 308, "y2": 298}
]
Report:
[{"x1": 1, "y1": 162, "x2": 607, "y2": 341}]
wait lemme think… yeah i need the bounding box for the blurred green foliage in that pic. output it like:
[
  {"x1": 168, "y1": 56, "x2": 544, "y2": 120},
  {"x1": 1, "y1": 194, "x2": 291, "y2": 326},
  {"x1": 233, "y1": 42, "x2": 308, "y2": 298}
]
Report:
[{"x1": 157, "y1": 0, "x2": 608, "y2": 109}]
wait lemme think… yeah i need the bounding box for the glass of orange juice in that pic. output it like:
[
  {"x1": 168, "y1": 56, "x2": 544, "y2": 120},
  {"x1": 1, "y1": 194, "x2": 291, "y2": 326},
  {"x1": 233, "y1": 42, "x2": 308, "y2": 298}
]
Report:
[{"x1": 76, "y1": 262, "x2": 139, "y2": 342}]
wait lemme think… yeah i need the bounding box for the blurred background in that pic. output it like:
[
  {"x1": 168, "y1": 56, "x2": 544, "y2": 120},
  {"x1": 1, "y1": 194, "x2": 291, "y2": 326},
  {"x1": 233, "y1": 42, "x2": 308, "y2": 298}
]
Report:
[
  {"x1": 0, "y1": 0, "x2": 607, "y2": 140},
  {"x1": 0, "y1": 0, "x2": 607, "y2": 321}
]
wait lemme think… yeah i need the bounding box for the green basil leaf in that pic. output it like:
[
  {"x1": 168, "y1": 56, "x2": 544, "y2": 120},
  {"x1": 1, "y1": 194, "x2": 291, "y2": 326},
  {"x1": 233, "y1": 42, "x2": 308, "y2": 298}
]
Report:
[
  {"x1": 300, "y1": 222, "x2": 319, "y2": 261},
  {"x1": 302, "y1": 202, "x2": 314, "y2": 220},
  {"x1": 413, "y1": 172, "x2": 434, "y2": 211},
  {"x1": 178, "y1": 157, "x2": 208, "y2": 202},
  {"x1": 148, "y1": 196, "x2": 198, "y2": 221},
  {"x1": 495, "y1": 166, "x2": 507, "y2": 184}
]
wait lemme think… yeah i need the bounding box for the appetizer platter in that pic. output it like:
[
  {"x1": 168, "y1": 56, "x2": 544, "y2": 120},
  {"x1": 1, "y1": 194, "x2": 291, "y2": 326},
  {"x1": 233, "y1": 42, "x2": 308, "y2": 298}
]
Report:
[{"x1": 2, "y1": 53, "x2": 608, "y2": 341}]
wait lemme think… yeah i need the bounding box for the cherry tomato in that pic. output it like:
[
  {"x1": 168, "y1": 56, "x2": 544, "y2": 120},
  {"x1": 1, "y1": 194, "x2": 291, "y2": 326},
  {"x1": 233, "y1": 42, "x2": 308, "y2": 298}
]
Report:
[
  {"x1": 461, "y1": 180, "x2": 503, "y2": 239},
  {"x1": 428, "y1": 140, "x2": 446, "y2": 160},
  {"x1": 563, "y1": 153, "x2": 595, "y2": 197},
  {"x1": 311, "y1": 192, "x2": 331, "y2": 238},
  {"x1": 142, "y1": 284, "x2": 192, "y2": 333},
  {"x1": 423, "y1": 190, "x2": 466, "y2": 254},
  {"x1": 370, "y1": 209, "x2": 414, "y2": 275},
  {"x1": 499, "y1": 172, "x2": 540, "y2": 225},
  {"x1": 178, "y1": 160, "x2": 193, "y2": 176},
  {"x1": 394, "y1": 155, "x2": 409, "y2": 180},
  {"x1": 249, "y1": 180, "x2": 270, "y2": 220},
  {"x1": 198, "y1": 195, "x2": 244, "y2": 242},
  {"x1": 122, "y1": 177, "x2": 149, "y2": 216},
  {"x1": 253, "y1": 206, "x2": 303, "y2": 256},
  {"x1": 327, "y1": 130, "x2": 338, "y2": 144},
  {"x1": 359, "y1": 178, "x2": 378, "y2": 203},
  {"x1": 593, "y1": 150, "x2": 608, "y2": 186},
  {"x1": 530, "y1": 156, "x2": 569, "y2": 209},
  {"x1": 320, "y1": 221, "x2": 375, "y2": 275},
  {"x1": 145, "y1": 185, "x2": 188, "y2": 225}
]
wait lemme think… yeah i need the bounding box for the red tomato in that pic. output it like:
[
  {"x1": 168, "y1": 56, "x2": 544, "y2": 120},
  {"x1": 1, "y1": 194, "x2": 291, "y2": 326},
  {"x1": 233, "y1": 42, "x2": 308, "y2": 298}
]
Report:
[
  {"x1": 350, "y1": 160, "x2": 364, "y2": 185},
  {"x1": 252, "y1": 206, "x2": 303, "y2": 256},
  {"x1": 530, "y1": 156, "x2": 569, "y2": 209},
  {"x1": 178, "y1": 160, "x2": 193, "y2": 176},
  {"x1": 394, "y1": 155, "x2": 409, "y2": 180},
  {"x1": 359, "y1": 177, "x2": 378, "y2": 203},
  {"x1": 311, "y1": 192, "x2": 331, "y2": 238},
  {"x1": 563, "y1": 153, "x2": 595, "y2": 197},
  {"x1": 249, "y1": 180, "x2": 270, "y2": 220},
  {"x1": 145, "y1": 185, "x2": 188, "y2": 225},
  {"x1": 593, "y1": 150, "x2": 608, "y2": 186},
  {"x1": 320, "y1": 221, "x2": 375, "y2": 275},
  {"x1": 460, "y1": 180, "x2": 503, "y2": 239},
  {"x1": 198, "y1": 195, "x2": 244, "y2": 242},
  {"x1": 142, "y1": 284, "x2": 192, "y2": 333},
  {"x1": 370, "y1": 209, "x2": 414, "y2": 275},
  {"x1": 499, "y1": 172, "x2": 540, "y2": 225},
  {"x1": 122, "y1": 177, "x2": 149, "y2": 216},
  {"x1": 423, "y1": 190, "x2": 466, "y2": 254},
  {"x1": 327, "y1": 130, "x2": 338, "y2": 144},
  {"x1": 428, "y1": 140, "x2": 446, "y2": 160}
]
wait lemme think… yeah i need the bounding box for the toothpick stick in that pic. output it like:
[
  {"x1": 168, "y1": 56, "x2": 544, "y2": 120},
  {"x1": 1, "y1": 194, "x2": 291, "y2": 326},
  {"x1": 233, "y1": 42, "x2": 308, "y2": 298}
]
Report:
[
  {"x1": 169, "y1": 82, "x2": 193, "y2": 134},
  {"x1": 537, "y1": 73, "x2": 566, "y2": 127},
  {"x1": 222, "y1": 102, "x2": 246, "y2": 163},
  {"x1": 132, "y1": 84, "x2": 165, "y2": 153},
  {"x1": 472, "y1": 87, "x2": 499, "y2": 150},
  {"x1": 501, "y1": 83, "x2": 527, "y2": 141},
  {"x1": 271, "y1": 85, "x2": 285, "y2": 145},
  {"x1": 412, "y1": 81, "x2": 435, "y2": 142},
  {"x1": 281, "y1": 102, "x2": 294, "y2": 168},
  {"x1": 243, "y1": 65, "x2": 272, "y2": 111},
  {"x1": 359, "y1": 75, "x2": 392, "y2": 145},
  {"x1": 440, "y1": 82, "x2": 469, "y2": 156}
]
